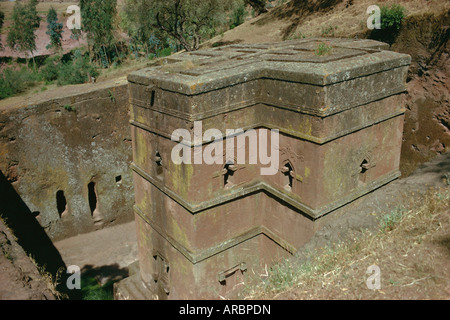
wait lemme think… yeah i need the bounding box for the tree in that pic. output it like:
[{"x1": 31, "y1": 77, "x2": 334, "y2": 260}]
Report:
[
  {"x1": 229, "y1": 0, "x2": 248, "y2": 29},
  {"x1": 7, "y1": 0, "x2": 40, "y2": 68},
  {"x1": 122, "y1": 0, "x2": 162, "y2": 57},
  {"x1": 156, "y1": 0, "x2": 226, "y2": 51},
  {"x1": 46, "y1": 7, "x2": 64, "y2": 52},
  {"x1": 80, "y1": 0, "x2": 118, "y2": 67},
  {"x1": 0, "y1": 11, "x2": 4, "y2": 49},
  {"x1": 123, "y1": 0, "x2": 227, "y2": 52}
]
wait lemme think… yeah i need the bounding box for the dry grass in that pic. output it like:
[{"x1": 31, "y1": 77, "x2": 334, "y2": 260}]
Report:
[
  {"x1": 285, "y1": 0, "x2": 450, "y2": 40},
  {"x1": 203, "y1": 0, "x2": 450, "y2": 47},
  {"x1": 28, "y1": 256, "x2": 68, "y2": 300},
  {"x1": 247, "y1": 186, "x2": 450, "y2": 300}
]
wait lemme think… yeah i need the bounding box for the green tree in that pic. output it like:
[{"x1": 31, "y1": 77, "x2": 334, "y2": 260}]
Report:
[
  {"x1": 229, "y1": 0, "x2": 247, "y2": 29},
  {"x1": 46, "y1": 7, "x2": 64, "y2": 52},
  {"x1": 156, "y1": 0, "x2": 227, "y2": 51},
  {"x1": 7, "y1": 0, "x2": 41, "y2": 68},
  {"x1": 121, "y1": 0, "x2": 162, "y2": 57},
  {"x1": 123, "y1": 0, "x2": 227, "y2": 52},
  {"x1": 80, "y1": 0, "x2": 119, "y2": 67}
]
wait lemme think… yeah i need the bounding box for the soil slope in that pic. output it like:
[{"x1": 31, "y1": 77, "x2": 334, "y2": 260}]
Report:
[{"x1": 0, "y1": 219, "x2": 57, "y2": 300}]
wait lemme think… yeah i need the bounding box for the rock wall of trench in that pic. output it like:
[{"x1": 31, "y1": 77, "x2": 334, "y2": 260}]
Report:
[
  {"x1": 0, "y1": 83, "x2": 134, "y2": 242},
  {"x1": 386, "y1": 11, "x2": 450, "y2": 177}
]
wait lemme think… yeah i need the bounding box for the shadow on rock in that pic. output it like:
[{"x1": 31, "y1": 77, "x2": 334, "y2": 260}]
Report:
[{"x1": 0, "y1": 170, "x2": 66, "y2": 279}]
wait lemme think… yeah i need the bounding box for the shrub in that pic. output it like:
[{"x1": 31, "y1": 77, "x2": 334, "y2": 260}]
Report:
[
  {"x1": 315, "y1": 42, "x2": 332, "y2": 56},
  {"x1": 370, "y1": 4, "x2": 406, "y2": 45},
  {"x1": 0, "y1": 50, "x2": 100, "y2": 100},
  {"x1": 380, "y1": 4, "x2": 406, "y2": 31},
  {"x1": 63, "y1": 104, "x2": 75, "y2": 112},
  {"x1": 155, "y1": 47, "x2": 173, "y2": 58},
  {"x1": 57, "y1": 50, "x2": 99, "y2": 86},
  {"x1": 41, "y1": 56, "x2": 61, "y2": 82},
  {"x1": 0, "y1": 67, "x2": 40, "y2": 99}
]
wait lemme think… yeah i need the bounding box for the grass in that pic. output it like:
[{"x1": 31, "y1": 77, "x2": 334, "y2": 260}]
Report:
[
  {"x1": 62, "y1": 271, "x2": 116, "y2": 300},
  {"x1": 79, "y1": 275, "x2": 114, "y2": 300},
  {"x1": 379, "y1": 206, "x2": 404, "y2": 233},
  {"x1": 288, "y1": 31, "x2": 307, "y2": 40},
  {"x1": 108, "y1": 89, "x2": 116, "y2": 102},
  {"x1": 28, "y1": 256, "x2": 68, "y2": 300},
  {"x1": 315, "y1": 42, "x2": 333, "y2": 56},
  {"x1": 246, "y1": 186, "x2": 450, "y2": 299},
  {"x1": 0, "y1": 53, "x2": 160, "y2": 102},
  {"x1": 321, "y1": 25, "x2": 337, "y2": 37}
]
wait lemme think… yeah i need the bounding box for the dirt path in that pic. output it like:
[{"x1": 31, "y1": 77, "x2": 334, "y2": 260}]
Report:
[{"x1": 53, "y1": 219, "x2": 138, "y2": 286}]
